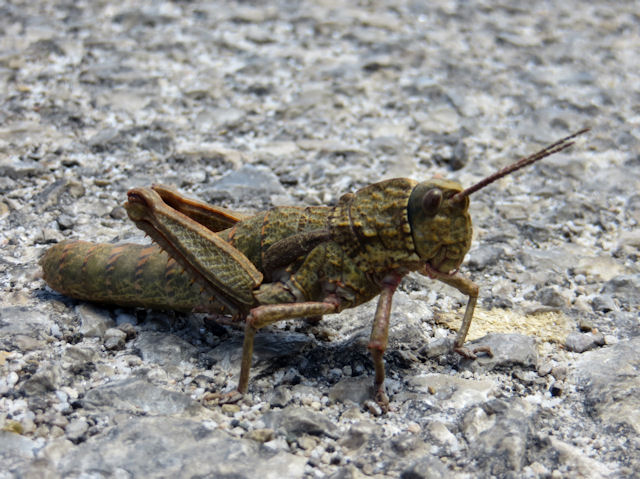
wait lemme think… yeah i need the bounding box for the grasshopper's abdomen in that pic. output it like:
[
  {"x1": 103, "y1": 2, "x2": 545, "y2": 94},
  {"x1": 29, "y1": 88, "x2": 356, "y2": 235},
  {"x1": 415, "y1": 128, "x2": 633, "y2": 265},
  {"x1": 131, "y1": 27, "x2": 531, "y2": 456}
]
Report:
[{"x1": 40, "y1": 240, "x2": 208, "y2": 312}]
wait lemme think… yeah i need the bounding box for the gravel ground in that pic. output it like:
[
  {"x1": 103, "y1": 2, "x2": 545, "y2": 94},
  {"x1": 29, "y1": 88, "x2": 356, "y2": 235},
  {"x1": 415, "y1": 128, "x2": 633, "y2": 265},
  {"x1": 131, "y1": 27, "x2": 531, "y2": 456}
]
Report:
[{"x1": 1, "y1": 1, "x2": 639, "y2": 478}]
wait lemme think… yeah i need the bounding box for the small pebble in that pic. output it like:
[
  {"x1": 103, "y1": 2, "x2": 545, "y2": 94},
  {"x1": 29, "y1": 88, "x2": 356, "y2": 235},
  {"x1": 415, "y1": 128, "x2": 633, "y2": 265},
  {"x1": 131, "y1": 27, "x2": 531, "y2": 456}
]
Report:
[
  {"x1": 221, "y1": 404, "x2": 241, "y2": 415},
  {"x1": 103, "y1": 328, "x2": 127, "y2": 350},
  {"x1": 565, "y1": 332, "x2": 605, "y2": 353},
  {"x1": 245, "y1": 428, "x2": 275, "y2": 443},
  {"x1": 65, "y1": 418, "x2": 89, "y2": 442}
]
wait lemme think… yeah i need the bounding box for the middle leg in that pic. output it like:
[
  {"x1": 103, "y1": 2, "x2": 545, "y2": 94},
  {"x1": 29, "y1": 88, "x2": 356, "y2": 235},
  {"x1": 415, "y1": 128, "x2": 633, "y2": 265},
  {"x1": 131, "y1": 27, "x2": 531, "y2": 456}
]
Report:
[{"x1": 367, "y1": 272, "x2": 404, "y2": 412}]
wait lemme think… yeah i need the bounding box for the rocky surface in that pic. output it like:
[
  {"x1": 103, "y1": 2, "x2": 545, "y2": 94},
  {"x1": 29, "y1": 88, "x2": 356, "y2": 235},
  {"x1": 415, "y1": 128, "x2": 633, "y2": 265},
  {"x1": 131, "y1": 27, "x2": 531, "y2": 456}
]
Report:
[{"x1": 1, "y1": 1, "x2": 638, "y2": 477}]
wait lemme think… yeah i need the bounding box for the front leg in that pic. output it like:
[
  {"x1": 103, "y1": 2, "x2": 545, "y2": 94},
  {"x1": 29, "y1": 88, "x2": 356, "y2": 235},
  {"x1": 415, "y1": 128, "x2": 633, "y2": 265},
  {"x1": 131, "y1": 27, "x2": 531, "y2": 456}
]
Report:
[{"x1": 423, "y1": 265, "x2": 491, "y2": 358}]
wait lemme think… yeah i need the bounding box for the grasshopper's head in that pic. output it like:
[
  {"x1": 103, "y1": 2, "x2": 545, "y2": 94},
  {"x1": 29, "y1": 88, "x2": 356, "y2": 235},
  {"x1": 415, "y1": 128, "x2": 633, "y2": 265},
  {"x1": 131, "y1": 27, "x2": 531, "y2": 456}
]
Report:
[
  {"x1": 408, "y1": 179, "x2": 471, "y2": 274},
  {"x1": 408, "y1": 127, "x2": 589, "y2": 275}
]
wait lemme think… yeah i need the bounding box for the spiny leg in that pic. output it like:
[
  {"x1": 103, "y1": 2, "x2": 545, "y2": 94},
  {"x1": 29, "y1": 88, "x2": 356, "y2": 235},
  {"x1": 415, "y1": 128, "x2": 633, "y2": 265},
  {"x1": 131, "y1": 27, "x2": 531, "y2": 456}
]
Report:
[
  {"x1": 367, "y1": 273, "x2": 404, "y2": 412},
  {"x1": 237, "y1": 300, "x2": 340, "y2": 394},
  {"x1": 151, "y1": 184, "x2": 248, "y2": 231},
  {"x1": 204, "y1": 300, "x2": 339, "y2": 405},
  {"x1": 125, "y1": 187, "x2": 262, "y2": 310}
]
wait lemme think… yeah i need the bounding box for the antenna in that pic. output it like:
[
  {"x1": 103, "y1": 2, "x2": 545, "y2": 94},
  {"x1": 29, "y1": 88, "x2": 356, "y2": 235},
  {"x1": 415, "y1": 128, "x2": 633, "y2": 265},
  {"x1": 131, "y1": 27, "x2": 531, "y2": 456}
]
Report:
[{"x1": 451, "y1": 128, "x2": 590, "y2": 201}]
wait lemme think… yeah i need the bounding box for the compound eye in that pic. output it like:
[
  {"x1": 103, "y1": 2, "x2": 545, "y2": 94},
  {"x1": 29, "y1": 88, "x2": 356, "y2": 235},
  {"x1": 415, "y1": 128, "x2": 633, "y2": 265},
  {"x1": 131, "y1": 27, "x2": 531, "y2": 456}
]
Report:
[{"x1": 421, "y1": 188, "x2": 443, "y2": 216}]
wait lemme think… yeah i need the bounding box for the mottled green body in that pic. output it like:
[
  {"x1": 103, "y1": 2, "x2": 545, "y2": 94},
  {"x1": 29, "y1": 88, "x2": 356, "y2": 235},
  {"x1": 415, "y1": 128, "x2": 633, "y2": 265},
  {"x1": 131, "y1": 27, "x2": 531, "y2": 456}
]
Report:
[
  {"x1": 41, "y1": 178, "x2": 472, "y2": 316},
  {"x1": 40, "y1": 177, "x2": 476, "y2": 410}
]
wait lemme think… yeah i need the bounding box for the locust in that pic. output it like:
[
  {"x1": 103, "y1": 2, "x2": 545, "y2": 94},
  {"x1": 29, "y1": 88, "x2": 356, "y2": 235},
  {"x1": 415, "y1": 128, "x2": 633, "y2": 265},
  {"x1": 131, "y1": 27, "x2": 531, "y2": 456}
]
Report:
[{"x1": 40, "y1": 128, "x2": 588, "y2": 410}]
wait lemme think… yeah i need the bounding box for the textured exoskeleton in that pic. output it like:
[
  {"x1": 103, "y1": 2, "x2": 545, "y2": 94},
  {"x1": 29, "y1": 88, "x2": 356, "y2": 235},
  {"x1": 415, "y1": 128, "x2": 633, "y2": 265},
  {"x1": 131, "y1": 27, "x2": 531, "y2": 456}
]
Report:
[{"x1": 40, "y1": 129, "x2": 588, "y2": 410}]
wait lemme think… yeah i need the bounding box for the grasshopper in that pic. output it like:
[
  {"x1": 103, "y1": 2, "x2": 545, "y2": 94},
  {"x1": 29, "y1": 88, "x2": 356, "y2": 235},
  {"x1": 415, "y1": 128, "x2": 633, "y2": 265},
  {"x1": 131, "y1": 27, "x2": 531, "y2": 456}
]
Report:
[{"x1": 40, "y1": 129, "x2": 588, "y2": 410}]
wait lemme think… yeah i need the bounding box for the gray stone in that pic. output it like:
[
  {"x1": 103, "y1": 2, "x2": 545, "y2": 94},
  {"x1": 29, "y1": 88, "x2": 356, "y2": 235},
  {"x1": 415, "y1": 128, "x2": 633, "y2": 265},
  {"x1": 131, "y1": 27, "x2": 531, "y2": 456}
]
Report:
[
  {"x1": 551, "y1": 365, "x2": 569, "y2": 381},
  {"x1": 262, "y1": 407, "x2": 337, "y2": 438},
  {"x1": 82, "y1": 378, "x2": 205, "y2": 417},
  {"x1": 103, "y1": 327, "x2": 127, "y2": 350},
  {"x1": 117, "y1": 322, "x2": 137, "y2": 340},
  {"x1": 577, "y1": 318, "x2": 594, "y2": 332},
  {"x1": 572, "y1": 337, "x2": 640, "y2": 433},
  {"x1": 537, "y1": 286, "x2": 569, "y2": 308},
  {"x1": 409, "y1": 373, "x2": 495, "y2": 409},
  {"x1": 426, "y1": 421, "x2": 461, "y2": 453},
  {"x1": 543, "y1": 436, "x2": 620, "y2": 478},
  {"x1": 338, "y1": 421, "x2": 379, "y2": 451},
  {"x1": 134, "y1": 330, "x2": 199, "y2": 367},
  {"x1": 20, "y1": 363, "x2": 61, "y2": 396},
  {"x1": 400, "y1": 454, "x2": 453, "y2": 479},
  {"x1": 6, "y1": 371, "x2": 19, "y2": 388},
  {"x1": 591, "y1": 294, "x2": 618, "y2": 313},
  {"x1": 56, "y1": 417, "x2": 306, "y2": 479},
  {"x1": 328, "y1": 466, "x2": 358, "y2": 479},
  {"x1": 617, "y1": 229, "x2": 640, "y2": 250},
  {"x1": 87, "y1": 127, "x2": 120, "y2": 150},
  {"x1": 466, "y1": 246, "x2": 505, "y2": 271},
  {"x1": 42, "y1": 410, "x2": 69, "y2": 429},
  {"x1": 35, "y1": 179, "x2": 85, "y2": 213},
  {"x1": 63, "y1": 345, "x2": 96, "y2": 363},
  {"x1": 390, "y1": 433, "x2": 424, "y2": 457},
  {"x1": 137, "y1": 131, "x2": 174, "y2": 156},
  {"x1": 109, "y1": 205, "x2": 128, "y2": 220},
  {"x1": 329, "y1": 376, "x2": 374, "y2": 406},
  {"x1": 418, "y1": 337, "x2": 453, "y2": 359},
  {"x1": 55, "y1": 213, "x2": 75, "y2": 230},
  {"x1": 198, "y1": 107, "x2": 245, "y2": 130},
  {"x1": 565, "y1": 331, "x2": 605, "y2": 353},
  {"x1": 0, "y1": 158, "x2": 43, "y2": 179},
  {"x1": 12, "y1": 334, "x2": 45, "y2": 351},
  {"x1": 37, "y1": 437, "x2": 75, "y2": 465},
  {"x1": 466, "y1": 401, "x2": 533, "y2": 476},
  {"x1": 65, "y1": 418, "x2": 89, "y2": 442},
  {"x1": 269, "y1": 386, "x2": 292, "y2": 408},
  {"x1": 601, "y1": 274, "x2": 640, "y2": 309},
  {"x1": 369, "y1": 135, "x2": 404, "y2": 155},
  {"x1": 0, "y1": 431, "x2": 38, "y2": 470},
  {"x1": 76, "y1": 304, "x2": 115, "y2": 338},
  {"x1": 464, "y1": 333, "x2": 538, "y2": 372},
  {"x1": 0, "y1": 307, "x2": 55, "y2": 343},
  {"x1": 203, "y1": 164, "x2": 288, "y2": 203}
]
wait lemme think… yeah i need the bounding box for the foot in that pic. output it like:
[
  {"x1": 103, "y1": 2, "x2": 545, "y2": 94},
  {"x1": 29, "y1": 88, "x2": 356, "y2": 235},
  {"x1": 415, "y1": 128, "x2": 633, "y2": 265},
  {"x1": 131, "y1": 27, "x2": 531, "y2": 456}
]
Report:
[
  {"x1": 373, "y1": 386, "x2": 391, "y2": 414},
  {"x1": 203, "y1": 389, "x2": 245, "y2": 406},
  {"x1": 454, "y1": 345, "x2": 493, "y2": 359}
]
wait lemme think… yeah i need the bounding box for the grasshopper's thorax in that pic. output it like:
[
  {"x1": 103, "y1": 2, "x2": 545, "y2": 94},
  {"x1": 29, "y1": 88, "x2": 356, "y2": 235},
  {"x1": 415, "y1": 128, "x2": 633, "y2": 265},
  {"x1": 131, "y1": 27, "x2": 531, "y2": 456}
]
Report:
[
  {"x1": 329, "y1": 178, "x2": 422, "y2": 275},
  {"x1": 328, "y1": 178, "x2": 472, "y2": 277},
  {"x1": 407, "y1": 178, "x2": 472, "y2": 274}
]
